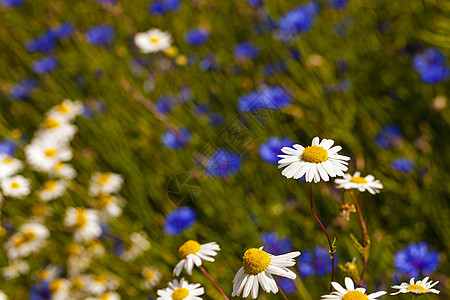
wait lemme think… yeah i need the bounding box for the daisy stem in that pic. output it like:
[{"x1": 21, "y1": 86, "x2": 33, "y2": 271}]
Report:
[
  {"x1": 308, "y1": 183, "x2": 335, "y2": 293},
  {"x1": 276, "y1": 281, "x2": 289, "y2": 300},
  {"x1": 198, "y1": 265, "x2": 230, "y2": 300},
  {"x1": 350, "y1": 191, "x2": 369, "y2": 287}
]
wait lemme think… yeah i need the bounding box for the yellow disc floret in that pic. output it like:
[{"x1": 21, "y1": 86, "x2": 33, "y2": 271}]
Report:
[
  {"x1": 56, "y1": 103, "x2": 70, "y2": 114},
  {"x1": 43, "y1": 118, "x2": 60, "y2": 130},
  {"x1": 14, "y1": 231, "x2": 36, "y2": 248},
  {"x1": 3, "y1": 157, "x2": 13, "y2": 164},
  {"x1": 350, "y1": 177, "x2": 368, "y2": 184},
  {"x1": 302, "y1": 146, "x2": 328, "y2": 164},
  {"x1": 49, "y1": 278, "x2": 62, "y2": 293},
  {"x1": 150, "y1": 37, "x2": 159, "y2": 43},
  {"x1": 98, "y1": 173, "x2": 110, "y2": 185},
  {"x1": 45, "y1": 149, "x2": 57, "y2": 158},
  {"x1": 407, "y1": 284, "x2": 426, "y2": 294},
  {"x1": 43, "y1": 180, "x2": 57, "y2": 191},
  {"x1": 172, "y1": 287, "x2": 189, "y2": 300},
  {"x1": 74, "y1": 209, "x2": 87, "y2": 229},
  {"x1": 342, "y1": 291, "x2": 369, "y2": 300},
  {"x1": 242, "y1": 248, "x2": 271, "y2": 275},
  {"x1": 178, "y1": 240, "x2": 201, "y2": 259},
  {"x1": 11, "y1": 182, "x2": 20, "y2": 189}
]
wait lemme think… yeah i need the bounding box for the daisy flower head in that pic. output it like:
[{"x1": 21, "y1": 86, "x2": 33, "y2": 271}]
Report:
[
  {"x1": 391, "y1": 277, "x2": 439, "y2": 295},
  {"x1": 51, "y1": 161, "x2": 77, "y2": 179},
  {"x1": 86, "y1": 292, "x2": 121, "y2": 300},
  {"x1": 1, "y1": 175, "x2": 31, "y2": 198},
  {"x1": 278, "y1": 137, "x2": 350, "y2": 183},
  {"x1": 335, "y1": 172, "x2": 383, "y2": 194},
  {"x1": 134, "y1": 28, "x2": 172, "y2": 53},
  {"x1": 2, "y1": 260, "x2": 29, "y2": 280},
  {"x1": 157, "y1": 278, "x2": 204, "y2": 300},
  {"x1": 232, "y1": 247, "x2": 300, "y2": 299},
  {"x1": 120, "y1": 231, "x2": 151, "y2": 261},
  {"x1": 48, "y1": 278, "x2": 71, "y2": 300},
  {"x1": 97, "y1": 194, "x2": 123, "y2": 219},
  {"x1": 0, "y1": 291, "x2": 6, "y2": 300},
  {"x1": 88, "y1": 172, "x2": 123, "y2": 197},
  {"x1": 37, "y1": 180, "x2": 67, "y2": 201},
  {"x1": 321, "y1": 277, "x2": 386, "y2": 300},
  {"x1": 173, "y1": 240, "x2": 220, "y2": 276},
  {"x1": 81, "y1": 273, "x2": 117, "y2": 296},
  {"x1": 5, "y1": 222, "x2": 50, "y2": 260},
  {"x1": 25, "y1": 139, "x2": 72, "y2": 172},
  {"x1": 142, "y1": 266, "x2": 162, "y2": 289},
  {"x1": 0, "y1": 154, "x2": 23, "y2": 180},
  {"x1": 64, "y1": 207, "x2": 102, "y2": 243},
  {"x1": 35, "y1": 115, "x2": 78, "y2": 143},
  {"x1": 46, "y1": 99, "x2": 83, "y2": 122}
]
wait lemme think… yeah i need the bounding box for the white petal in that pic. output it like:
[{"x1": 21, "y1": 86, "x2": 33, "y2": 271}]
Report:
[
  {"x1": 345, "y1": 277, "x2": 355, "y2": 291},
  {"x1": 312, "y1": 137, "x2": 320, "y2": 146}
]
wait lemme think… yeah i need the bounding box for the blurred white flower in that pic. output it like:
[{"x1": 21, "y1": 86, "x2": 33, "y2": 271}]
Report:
[
  {"x1": 64, "y1": 208, "x2": 102, "y2": 243},
  {"x1": 35, "y1": 116, "x2": 78, "y2": 143},
  {"x1": 0, "y1": 154, "x2": 23, "y2": 180},
  {"x1": 49, "y1": 278, "x2": 71, "y2": 300},
  {"x1": 142, "y1": 267, "x2": 162, "y2": 289},
  {"x1": 88, "y1": 172, "x2": 123, "y2": 197},
  {"x1": 25, "y1": 139, "x2": 72, "y2": 172},
  {"x1": 120, "y1": 231, "x2": 151, "y2": 261},
  {"x1": 2, "y1": 260, "x2": 29, "y2": 280},
  {"x1": 1, "y1": 175, "x2": 31, "y2": 198},
  {"x1": 5, "y1": 222, "x2": 50, "y2": 260},
  {"x1": 81, "y1": 273, "x2": 118, "y2": 296},
  {"x1": 335, "y1": 172, "x2": 383, "y2": 194},
  {"x1": 46, "y1": 99, "x2": 84, "y2": 122},
  {"x1": 37, "y1": 180, "x2": 67, "y2": 201},
  {"x1": 134, "y1": 28, "x2": 172, "y2": 53},
  {"x1": 86, "y1": 292, "x2": 121, "y2": 300},
  {"x1": 51, "y1": 162, "x2": 77, "y2": 179},
  {"x1": 97, "y1": 194, "x2": 124, "y2": 220}
]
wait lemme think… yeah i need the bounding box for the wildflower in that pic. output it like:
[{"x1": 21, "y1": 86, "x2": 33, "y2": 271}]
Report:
[
  {"x1": 413, "y1": 48, "x2": 450, "y2": 84},
  {"x1": 279, "y1": 2, "x2": 319, "y2": 36},
  {"x1": 134, "y1": 28, "x2": 172, "y2": 53},
  {"x1": 394, "y1": 242, "x2": 440, "y2": 278},
  {"x1": 32, "y1": 56, "x2": 58, "y2": 75},
  {"x1": 0, "y1": 154, "x2": 23, "y2": 180},
  {"x1": 64, "y1": 207, "x2": 102, "y2": 243},
  {"x1": 9, "y1": 78, "x2": 38, "y2": 100},
  {"x1": 157, "y1": 278, "x2": 204, "y2": 300},
  {"x1": 88, "y1": 172, "x2": 123, "y2": 196},
  {"x1": 37, "y1": 180, "x2": 67, "y2": 201},
  {"x1": 391, "y1": 277, "x2": 439, "y2": 295},
  {"x1": 1, "y1": 175, "x2": 31, "y2": 198},
  {"x1": 85, "y1": 24, "x2": 115, "y2": 46},
  {"x1": 278, "y1": 137, "x2": 350, "y2": 182},
  {"x1": 25, "y1": 31, "x2": 56, "y2": 53},
  {"x1": 232, "y1": 247, "x2": 300, "y2": 299},
  {"x1": 247, "y1": 0, "x2": 263, "y2": 8},
  {"x1": 156, "y1": 95, "x2": 176, "y2": 114},
  {"x1": 2, "y1": 260, "x2": 29, "y2": 280},
  {"x1": 46, "y1": 99, "x2": 84, "y2": 122},
  {"x1": 233, "y1": 42, "x2": 260, "y2": 61},
  {"x1": 335, "y1": 172, "x2": 383, "y2": 194},
  {"x1": 328, "y1": 0, "x2": 348, "y2": 10},
  {"x1": 51, "y1": 22, "x2": 74, "y2": 39},
  {"x1": 35, "y1": 116, "x2": 78, "y2": 143},
  {"x1": 0, "y1": 139, "x2": 17, "y2": 156},
  {"x1": 120, "y1": 231, "x2": 151, "y2": 261},
  {"x1": 321, "y1": 277, "x2": 386, "y2": 299},
  {"x1": 206, "y1": 149, "x2": 241, "y2": 178},
  {"x1": 1, "y1": 0, "x2": 24, "y2": 7},
  {"x1": 25, "y1": 139, "x2": 73, "y2": 172},
  {"x1": 48, "y1": 278, "x2": 71, "y2": 300},
  {"x1": 298, "y1": 246, "x2": 334, "y2": 277},
  {"x1": 164, "y1": 207, "x2": 196, "y2": 235},
  {"x1": 391, "y1": 158, "x2": 414, "y2": 173},
  {"x1": 174, "y1": 240, "x2": 220, "y2": 276},
  {"x1": 276, "y1": 277, "x2": 297, "y2": 294},
  {"x1": 185, "y1": 28, "x2": 209, "y2": 46},
  {"x1": 86, "y1": 292, "x2": 121, "y2": 300},
  {"x1": 51, "y1": 162, "x2": 77, "y2": 179},
  {"x1": 5, "y1": 222, "x2": 50, "y2": 260},
  {"x1": 81, "y1": 273, "x2": 117, "y2": 296},
  {"x1": 375, "y1": 125, "x2": 403, "y2": 149},
  {"x1": 96, "y1": 194, "x2": 124, "y2": 219},
  {"x1": 339, "y1": 203, "x2": 356, "y2": 221},
  {"x1": 142, "y1": 267, "x2": 162, "y2": 289},
  {"x1": 148, "y1": 0, "x2": 180, "y2": 14},
  {"x1": 260, "y1": 232, "x2": 292, "y2": 255},
  {"x1": 238, "y1": 86, "x2": 291, "y2": 112},
  {"x1": 259, "y1": 137, "x2": 295, "y2": 164},
  {"x1": 162, "y1": 128, "x2": 192, "y2": 149}
]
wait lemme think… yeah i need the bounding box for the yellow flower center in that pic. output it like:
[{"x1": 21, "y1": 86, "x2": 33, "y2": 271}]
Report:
[
  {"x1": 72, "y1": 277, "x2": 84, "y2": 289},
  {"x1": 74, "y1": 209, "x2": 87, "y2": 229},
  {"x1": 37, "y1": 269, "x2": 50, "y2": 281},
  {"x1": 43, "y1": 118, "x2": 60, "y2": 130},
  {"x1": 242, "y1": 248, "x2": 271, "y2": 275},
  {"x1": 99, "y1": 294, "x2": 110, "y2": 300},
  {"x1": 14, "y1": 231, "x2": 36, "y2": 248},
  {"x1": 94, "y1": 274, "x2": 108, "y2": 284},
  {"x1": 45, "y1": 149, "x2": 57, "y2": 158},
  {"x1": 49, "y1": 279, "x2": 62, "y2": 294},
  {"x1": 178, "y1": 240, "x2": 201, "y2": 259},
  {"x1": 407, "y1": 284, "x2": 426, "y2": 294},
  {"x1": 150, "y1": 37, "x2": 159, "y2": 43},
  {"x1": 172, "y1": 287, "x2": 189, "y2": 300},
  {"x1": 43, "y1": 180, "x2": 57, "y2": 191},
  {"x1": 350, "y1": 177, "x2": 368, "y2": 184},
  {"x1": 143, "y1": 269, "x2": 155, "y2": 280},
  {"x1": 342, "y1": 291, "x2": 369, "y2": 300},
  {"x1": 3, "y1": 157, "x2": 13, "y2": 164},
  {"x1": 11, "y1": 182, "x2": 20, "y2": 189},
  {"x1": 54, "y1": 161, "x2": 64, "y2": 171},
  {"x1": 56, "y1": 103, "x2": 70, "y2": 114},
  {"x1": 98, "y1": 194, "x2": 113, "y2": 208},
  {"x1": 98, "y1": 173, "x2": 110, "y2": 185},
  {"x1": 302, "y1": 145, "x2": 328, "y2": 163}
]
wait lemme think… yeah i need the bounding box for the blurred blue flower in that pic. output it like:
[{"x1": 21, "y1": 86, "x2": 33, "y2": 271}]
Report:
[
  {"x1": 96, "y1": 0, "x2": 117, "y2": 4},
  {"x1": 327, "y1": 0, "x2": 348, "y2": 10},
  {"x1": 25, "y1": 31, "x2": 56, "y2": 53},
  {"x1": 32, "y1": 56, "x2": 58, "y2": 75},
  {"x1": 298, "y1": 246, "x2": 333, "y2": 277},
  {"x1": 375, "y1": 124, "x2": 403, "y2": 149},
  {"x1": 391, "y1": 158, "x2": 415, "y2": 173},
  {"x1": 394, "y1": 242, "x2": 440, "y2": 278},
  {"x1": 259, "y1": 137, "x2": 295, "y2": 164},
  {"x1": 164, "y1": 207, "x2": 197, "y2": 235},
  {"x1": 1, "y1": 0, "x2": 24, "y2": 7},
  {"x1": 156, "y1": 95, "x2": 176, "y2": 114},
  {"x1": 0, "y1": 139, "x2": 17, "y2": 156},
  {"x1": 260, "y1": 231, "x2": 293, "y2": 255},
  {"x1": 275, "y1": 277, "x2": 297, "y2": 294},
  {"x1": 247, "y1": 0, "x2": 263, "y2": 7},
  {"x1": 239, "y1": 86, "x2": 291, "y2": 112},
  {"x1": 413, "y1": 48, "x2": 450, "y2": 84},
  {"x1": 162, "y1": 128, "x2": 192, "y2": 149},
  {"x1": 209, "y1": 113, "x2": 224, "y2": 126},
  {"x1": 234, "y1": 42, "x2": 260, "y2": 60},
  {"x1": 148, "y1": 0, "x2": 180, "y2": 14},
  {"x1": 206, "y1": 149, "x2": 241, "y2": 178},
  {"x1": 51, "y1": 22, "x2": 74, "y2": 39},
  {"x1": 279, "y1": 2, "x2": 319, "y2": 36},
  {"x1": 83, "y1": 100, "x2": 106, "y2": 118},
  {"x1": 185, "y1": 28, "x2": 209, "y2": 46},
  {"x1": 30, "y1": 280, "x2": 51, "y2": 300},
  {"x1": 112, "y1": 236, "x2": 125, "y2": 255},
  {"x1": 263, "y1": 61, "x2": 288, "y2": 77},
  {"x1": 85, "y1": 24, "x2": 115, "y2": 46},
  {"x1": 9, "y1": 79, "x2": 38, "y2": 100}
]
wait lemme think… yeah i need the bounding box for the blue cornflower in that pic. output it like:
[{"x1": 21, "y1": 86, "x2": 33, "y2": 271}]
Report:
[
  {"x1": 164, "y1": 207, "x2": 197, "y2": 235},
  {"x1": 263, "y1": 61, "x2": 288, "y2": 77},
  {"x1": 233, "y1": 42, "x2": 260, "y2": 61},
  {"x1": 394, "y1": 242, "x2": 440, "y2": 278},
  {"x1": 298, "y1": 246, "x2": 333, "y2": 277},
  {"x1": 82, "y1": 100, "x2": 106, "y2": 118},
  {"x1": 25, "y1": 31, "x2": 57, "y2": 53},
  {"x1": 279, "y1": 2, "x2": 319, "y2": 36},
  {"x1": 260, "y1": 231, "x2": 293, "y2": 255},
  {"x1": 275, "y1": 277, "x2": 297, "y2": 294},
  {"x1": 51, "y1": 22, "x2": 74, "y2": 39},
  {"x1": 206, "y1": 149, "x2": 241, "y2": 178},
  {"x1": 375, "y1": 124, "x2": 403, "y2": 149},
  {"x1": 30, "y1": 280, "x2": 51, "y2": 300},
  {"x1": 32, "y1": 56, "x2": 58, "y2": 75},
  {"x1": 1, "y1": 0, "x2": 24, "y2": 7},
  {"x1": 155, "y1": 95, "x2": 176, "y2": 114},
  {"x1": 148, "y1": 0, "x2": 180, "y2": 14},
  {"x1": 9, "y1": 79, "x2": 38, "y2": 100},
  {"x1": 259, "y1": 137, "x2": 295, "y2": 164},
  {"x1": 238, "y1": 86, "x2": 292, "y2": 112},
  {"x1": 96, "y1": 0, "x2": 117, "y2": 4},
  {"x1": 247, "y1": 0, "x2": 263, "y2": 7},
  {"x1": 185, "y1": 28, "x2": 209, "y2": 46},
  {"x1": 162, "y1": 128, "x2": 192, "y2": 149},
  {"x1": 413, "y1": 48, "x2": 450, "y2": 84},
  {"x1": 391, "y1": 158, "x2": 415, "y2": 173},
  {"x1": 327, "y1": 0, "x2": 348, "y2": 10},
  {"x1": 0, "y1": 139, "x2": 17, "y2": 156},
  {"x1": 85, "y1": 24, "x2": 115, "y2": 46},
  {"x1": 209, "y1": 113, "x2": 224, "y2": 126}
]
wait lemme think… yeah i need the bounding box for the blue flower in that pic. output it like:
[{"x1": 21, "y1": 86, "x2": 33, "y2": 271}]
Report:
[
  {"x1": 162, "y1": 128, "x2": 192, "y2": 149},
  {"x1": 85, "y1": 24, "x2": 115, "y2": 46},
  {"x1": 394, "y1": 242, "x2": 440, "y2": 278},
  {"x1": 275, "y1": 277, "x2": 297, "y2": 294},
  {"x1": 413, "y1": 48, "x2": 450, "y2": 84},
  {"x1": 375, "y1": 124, "x2": 403, "y2": 149},
  {"x1": 25, "y1": 31, "x2": 57, "y2": 53},
  {"x1": 1, "y1": 0, "x2": 24, "y2": 7},
  {"x1": 30, "y1": 280, "x2": 51, "y2": 300},
  {"x1": 327, "y1": 0, "x2": 348, "y2": 10},
  {"x1": 164, "y1": 207, "x2": 197, "y2": 235},
  {"x1": 0, "y1": 139, "x2": 17, "y2": 156},
  {"x1": 247, "y1": 0, "x2": 263, "y2": 7},
  {"x1": 206, "y1": 149, "x2": 241, "y2": 178},
  {"x1": 96, "y1": 0, "x2": 117, "y2": 4},
  {"x1": 156, "y1": 95, "x2": 176, "y2": 114},
  {"x1": 298, "y1": 246, "x2": 333, "y2": 277},
  {"x1": 239, "y1": 86, "x2": 292, "y2": 112},
  {"x1": 32, "y1": 56, "x2": 58, "y2": 75},
  {"x1": 51, "y1": 22, "x2": 74, "y2": 39},
  {"x1": 259, "y1": 137, "x2": 294, "y2": 164},
  {"x1": 279, "y1": 2, "x2": 319, "y2": 36},
  {"x1": 83, "y1": 100, "x2": 106, "y2": 118},
  {"x1": 233, "y1": 42, "x2": 260, "y2": 61},
  {"x1": 9, "y1": 79, "x2": 38, "y2": 100},
  {"x1": 391, "y1": 158, "x2": 415, "y2": 173},
  {"x1": 263, "y1": 61, "x2": 288, "y2": 77},
  {"x1": 148, "y1": 0, "x2": 180, "y2": 14},
  {"x1": 185, "y1": 28, "x2": 209, "y2": 46},
  {"x1": 260, "y1": 232, "x2": 293, "y2": 255}
]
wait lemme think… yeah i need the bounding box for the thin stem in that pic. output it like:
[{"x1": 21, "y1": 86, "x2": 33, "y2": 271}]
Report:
[
  {"x1": 276, "y1": 281, "x2": 289, "y2": 300},
  {"x1": 350, "y1": 191, "x2": 370, "y2": 287},
  {"x1": 309, "y1": 183, "x2": 335, "y2": 293},
  {"x1": 198, "y1": 265, "x2": 229, "y2": 300}
]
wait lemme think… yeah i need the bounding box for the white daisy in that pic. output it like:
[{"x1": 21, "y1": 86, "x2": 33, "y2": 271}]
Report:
[
  {"x1": 25, "y1": 139, "x2": 72, "y2": 172},
  {"x1": 335, "y1": 172, "x2": 383, "y2": 194},
  {"x1": 64, "y1": 208, "x2": 102, "y2": 243},
  {"x1": 0, "y1": 154, "x2": 23, "y2": 180},
  {"x1": 88, "y1": 172, "x2": 123, "y2": 197},
  {"x1": 46, "y1": 99, "x2": 83, "y2": 122},
  {"x1": 35, "y1": 116, "x2": 78, "y2": 143},
  {"x1": 37, "y1": 180, "x2": 67, "y2": 201},
  {"x1": 51, "y1": 162, "x2": 77, "y2": 179},
  {"x1": 120, "y1": 231, "x2": 151, "y2": 261},
  {"x1": 81, "y1": 273, "x2": 117, "y2": 296},
  {"x1": 232, "y1": 247, "x2": 300, "y2": 299},
  {"x1": 0, "y1": 291, "x2": 6, "y2": 300},
  {"x1": 135, "y1": 28, "x2": 172, "y2": 53},
  {"x1": 66, "y1": 244, "x2": 92, "y2": 277},
  {"x1": 391, "y1": 277, "x2": 439, "y2": 295},
  {"x1": 2, "y1": 260, "x2": 29, "y2": 280},
  {"x1": 1, "y1": 175, "x2": 31, "y2": 198},
  {"x1": 142, "y1": 267, "x2": 162, "y2": 289},
  {"x1": 49, "y1": 278, "x2": 71, "y2": 300},
  {"x1": 157, "y1": 278, "x2": 204, "y2": 300},
  {"x1": 97, "y1": 194, "x2": 123, "y2": 220},
  {"x1": 174, "y1": 240, "x2": 220, "y2": 276},
  {"x1": 36, "y1": 265, "x2": 63, "y2": 282},
  {"x1": 86, "y1": 292, "x2": 121, "y2": 300},
  {"x1": 321, "y1": 277, "x2": 386, "y2": 300},
  {"x1": 5, "y1": 222, "x2": 50, "y2": 260},
  {"x1": 278, "y1": 137, "x2": 351, "y2": 183}
]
